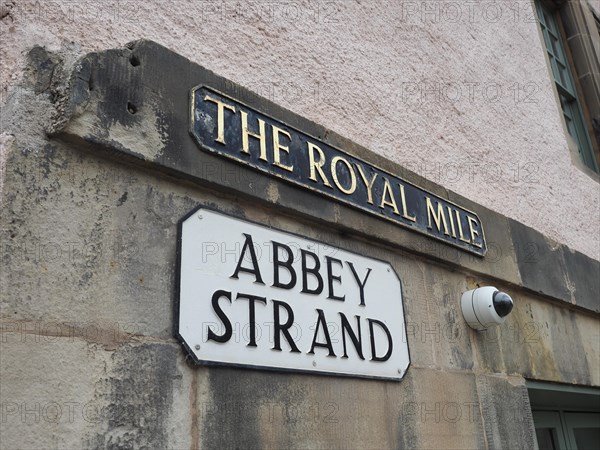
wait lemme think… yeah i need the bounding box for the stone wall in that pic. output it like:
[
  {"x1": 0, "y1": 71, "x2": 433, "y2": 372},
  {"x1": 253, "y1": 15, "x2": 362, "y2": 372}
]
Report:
[{"x1": 1, "y1": 40, "x2": 598, "y2": 449}]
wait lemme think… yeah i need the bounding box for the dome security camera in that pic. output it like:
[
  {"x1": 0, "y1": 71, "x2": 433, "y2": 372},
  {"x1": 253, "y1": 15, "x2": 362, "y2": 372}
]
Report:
[{"x1": 461, "y1": 286, "x2": 514, "y2": 331}]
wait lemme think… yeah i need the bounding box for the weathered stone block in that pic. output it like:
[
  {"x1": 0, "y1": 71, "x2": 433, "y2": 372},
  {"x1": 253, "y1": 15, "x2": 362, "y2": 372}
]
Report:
[
  {"x1": 194, "y1": 365, "x2": 486, "y2": 449},
  {"x1": 509, "y1": 219, "x2": 571, "y2": 302},
  {"x1": 476, "y1": 375, "x2": 536, "y2": 450},
  {"x1": 0, "y1": 333, "x2": 192, "y2": 449}
]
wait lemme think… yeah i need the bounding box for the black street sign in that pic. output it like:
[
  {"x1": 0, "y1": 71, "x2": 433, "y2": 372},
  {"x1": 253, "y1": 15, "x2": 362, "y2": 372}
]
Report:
[{"x1": 190, "y1": 86, "x2": 486, "y2": 256}]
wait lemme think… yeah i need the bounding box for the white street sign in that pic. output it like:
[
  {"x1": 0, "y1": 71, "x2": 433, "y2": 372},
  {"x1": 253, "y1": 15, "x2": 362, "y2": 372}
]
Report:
[{"x1": 177, "y1": 208, "x2": 410, "y2": 380}]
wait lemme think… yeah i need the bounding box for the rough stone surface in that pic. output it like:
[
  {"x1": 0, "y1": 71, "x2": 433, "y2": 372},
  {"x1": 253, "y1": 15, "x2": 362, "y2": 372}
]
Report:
[
  {"x1": 87, "y1": 342, "x2": 192, "y2": 450},
  {"x1": 509, "y1": 218, "x2": 572, "y2": 303},
  {"x1": 28, "y1": 38, "x2": 518, "y2": 285},
  {"x1": 509, "y1": 218, "x2": 600, "y2": 313},
  {"x1": 1, "y1": 10, "x2": 599, "y2": 450},
  {"x1": 0, "y1": 335, "x2": 192, "y2": 450},
  {"x1": 1, "y1": 0, "x2": 599, "y2": 261},
  {"x1": 470, "y1": 291, "x2": 599, "y2": 386},
  {"x1": 35, "y1": 38, "x2": 597, "y2": 315},
  {"x1": 2, "y1": 123, "x2": 597, "y2": 447},
  {"x1": 562, "y1": 248, "x2": 600, "y2": 312},
  {"x1": 195, "y1": 366, "x2": 485, "y2": 449},
  {"x1": 0, "y1": 139, "x2": 198, "y2": 337},
  {"x1": 588, "y1": 0, "x2": 600, "y2": 17},
  {"x1": 475, "y1": 375, "x2": 537, "y2": 450},
  {"x1": 0, "y1": 335, "x2": 111, "y2": 450}
]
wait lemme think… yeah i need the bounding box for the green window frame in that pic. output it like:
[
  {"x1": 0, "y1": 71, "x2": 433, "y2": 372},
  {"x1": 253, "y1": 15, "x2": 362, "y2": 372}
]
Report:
[
  {"x1": 535, "y1": 0, "x2": 599, "y2": 173},
  {"x1": 528, "y1": 381, "x2": 600, "y2": 450},
  {"x1": 533, "y1": 410, "x2": 600, "y2": 450},
  {"x1": 533, "y1": 411, "x2": 569, "y2": 449}
]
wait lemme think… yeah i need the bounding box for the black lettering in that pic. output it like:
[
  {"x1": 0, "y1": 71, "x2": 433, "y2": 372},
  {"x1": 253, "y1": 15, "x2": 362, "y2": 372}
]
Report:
[
  {"x1": 326, "y1": 256, "x2": 345, "y2": 301},
  {"x1": 236, "y1": 292, "x2": 267, "y2": 347},
  {"x1": 272, "y1": 241, "x2": 297, "y2": 289},
  {"x1": 368, "y1": 318, "x2": 393, "y2": 362},
  {"x1": 347, "y1": 262, "x2": 372, "y2": 306},
  {"x1": 272, "y1": 300, "x2": 300, "y2": 353},
  {"x1": 308, "y1": 309, "x2": 336, "y2": 357},
  {"x1": 207, "y1": 290, "x2": 233, "y2": 343},
  {"x1": 339, "y1": 313, "x2": 364, "y2": 360},
  {"x1": 231, "y1": 233, "x2": 264, "y2": 284},
  {"x1": 301, "y1": 249, "x2": 323, "y2": 295}
]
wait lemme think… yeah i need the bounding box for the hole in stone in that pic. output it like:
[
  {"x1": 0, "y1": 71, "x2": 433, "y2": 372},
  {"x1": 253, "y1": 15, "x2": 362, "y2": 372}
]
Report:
[
  {"x1": 129, "y1": 54, "x2": 140, "y2": 67},
  {"x1": 127, "y1": 102, "x2": 137, "y2": 114}
]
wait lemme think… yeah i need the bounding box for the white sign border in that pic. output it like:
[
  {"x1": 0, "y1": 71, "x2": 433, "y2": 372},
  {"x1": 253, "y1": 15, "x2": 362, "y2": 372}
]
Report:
[{"x1": 174, "y1": 206, "x2": 412, "y2": 382}]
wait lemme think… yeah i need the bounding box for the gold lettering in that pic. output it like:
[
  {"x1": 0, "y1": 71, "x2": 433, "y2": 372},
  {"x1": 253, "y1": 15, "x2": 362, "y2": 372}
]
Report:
[
  {"x1": 272, "y1": 126, "x2": 294, "y2": 172},
  {"x1": 331, "y1": 156, "x2": 357, "y2": 195},
  {"x1": 447, "y1": 206, "x2": 457, "y2": 238},
  {"x1": 455, "y1": 209, "x2": 471, "y2": 243},
  {"x1": 355, "y1": 164, "x2": 378, "y2": 204},
  {"x1": 204, "y1": 95, "x2": 236, "y2": 144},
  {"x1": 426, "y1": 197, "x2": 449, "y2": 235},
  {"x1": 467, "y1": 216, "x2": 483, "y2": 248},
  {"x1": 380, "y1": 178, "x2": 400, "y2": 214},
  {"x1": 306, "y1": 142, "x2": 332, "y2": 187},
  {"x1": 240, "y1": 111, "x2": 267, "y2": 160},
  {"x1": 398, "y1": 184, "x2": 416, "y2": 222}
]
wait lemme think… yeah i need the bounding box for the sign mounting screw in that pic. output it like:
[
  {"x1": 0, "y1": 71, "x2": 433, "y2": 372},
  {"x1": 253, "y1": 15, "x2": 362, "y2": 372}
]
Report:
[
  {"x1": 197, "y1": 214, "x2": 203, "y2": 220},
  {"x1": 195, "y1": 345, "x2": 200, "y2": 350}
]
